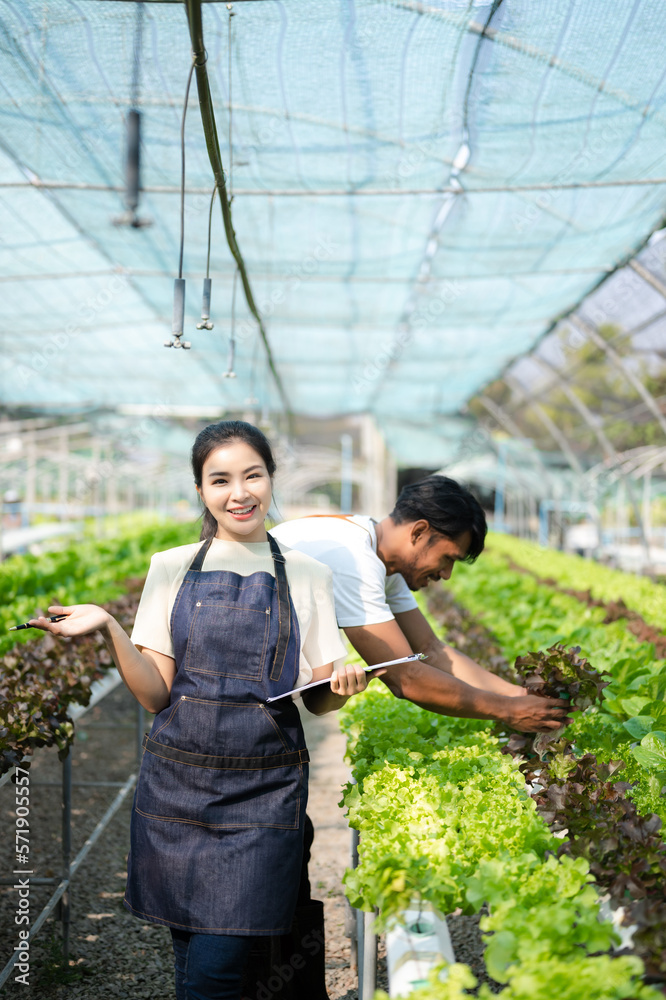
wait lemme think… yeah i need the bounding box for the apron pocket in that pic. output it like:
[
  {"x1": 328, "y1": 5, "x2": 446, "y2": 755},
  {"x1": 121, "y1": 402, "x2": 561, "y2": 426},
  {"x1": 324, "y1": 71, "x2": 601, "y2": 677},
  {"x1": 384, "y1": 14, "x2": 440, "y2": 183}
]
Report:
[
  {"x1": 148, "y1": 697, "x2": 297, "y2": 758},
  {"x1": 135, "y1": 747, "x2": 305, "y2": 830},
  {"x1": 184, "y1": 603, "x2": 271, "y2": 680}
]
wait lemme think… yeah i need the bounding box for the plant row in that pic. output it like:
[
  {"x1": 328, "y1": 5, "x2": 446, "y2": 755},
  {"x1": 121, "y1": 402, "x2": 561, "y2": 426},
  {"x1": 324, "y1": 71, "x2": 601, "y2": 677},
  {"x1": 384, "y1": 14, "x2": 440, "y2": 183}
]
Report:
[
  {"x1": 485, "y1": 533, "x2": 666, "y2": 633},
  {"x1": 0, "y1": 516, "x2": 198, "y2": 656},
  {"x1": 339, "y1": 685, "x2": 661, "y2": 1000},
  {"x1": 486, "y1": 535, "x2": 665, "y2": 657},
  {"x1": 443, "y1": 548, "x2": 666, "y2": 826},
  {"x1": 0, "y1": 518, "x2": 199, "y2": 772},
  {"x1": 339, "y1": 548, "x2": 666, "y2": 997},
  {"x1": 444, "y1": 551, "x2": 666, "y2": 980}
]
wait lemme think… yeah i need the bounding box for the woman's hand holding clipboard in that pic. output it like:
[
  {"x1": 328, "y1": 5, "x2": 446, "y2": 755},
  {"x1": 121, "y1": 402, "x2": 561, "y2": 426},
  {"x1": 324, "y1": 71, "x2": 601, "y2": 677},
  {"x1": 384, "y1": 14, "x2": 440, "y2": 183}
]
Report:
[{"x1": 265, "y1": 653, "x2": 426, "y2": 703}]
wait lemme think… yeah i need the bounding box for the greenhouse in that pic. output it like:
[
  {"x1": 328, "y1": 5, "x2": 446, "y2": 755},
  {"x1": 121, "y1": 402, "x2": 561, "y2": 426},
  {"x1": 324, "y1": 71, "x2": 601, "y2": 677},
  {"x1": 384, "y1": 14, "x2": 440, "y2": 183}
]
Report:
[{"x1": 1, "y1": 1, "x2": 666, "y2": 998}]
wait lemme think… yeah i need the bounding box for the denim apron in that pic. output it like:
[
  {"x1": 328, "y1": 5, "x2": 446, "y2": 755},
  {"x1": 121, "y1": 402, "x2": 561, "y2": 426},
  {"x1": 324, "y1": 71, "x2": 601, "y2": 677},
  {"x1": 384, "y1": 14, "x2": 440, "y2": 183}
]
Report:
[{"x1": 124, "y1": 534, "x2": 309, "y2": 936}]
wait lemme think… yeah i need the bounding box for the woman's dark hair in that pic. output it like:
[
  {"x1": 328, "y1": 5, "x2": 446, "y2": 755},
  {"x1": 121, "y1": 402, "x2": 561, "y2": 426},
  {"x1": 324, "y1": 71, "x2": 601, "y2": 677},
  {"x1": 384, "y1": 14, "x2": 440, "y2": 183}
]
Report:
[
  {"x1": 192, "y1": 420, "x2": 276, "y2": 540},
  {"x1": 389, "y1": 475, "x2": 487, "y2": 562}
]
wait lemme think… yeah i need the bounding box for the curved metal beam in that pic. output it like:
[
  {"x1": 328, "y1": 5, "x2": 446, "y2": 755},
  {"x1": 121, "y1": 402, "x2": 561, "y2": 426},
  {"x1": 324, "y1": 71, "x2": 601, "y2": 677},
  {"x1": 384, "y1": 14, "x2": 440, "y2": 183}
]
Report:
[
  {"x1": 476, "y1": 394, "x2": 553, "y2": 493},
  {"x1": 503, "y1": 378, "x2": 584, "y2": 475},
  {"x1": 533, "y1": 356, "x2": 652, "y2": 559},
  {"x1": 569, "y1": 314, "x2": 666, "y2": 439},
  {"x1": 628, "y1": 258, "x2": 666, "y2": 300},
  {"x1": 477, "y1": 394, "x2": 523, "y2": 439}
]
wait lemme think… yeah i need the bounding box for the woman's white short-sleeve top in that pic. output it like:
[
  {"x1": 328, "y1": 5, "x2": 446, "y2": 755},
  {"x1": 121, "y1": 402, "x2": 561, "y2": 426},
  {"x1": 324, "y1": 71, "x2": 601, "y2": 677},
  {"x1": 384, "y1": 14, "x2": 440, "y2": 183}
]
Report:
[{"x1": 130, "y1": 535, "x2": 348, "y2": 688}]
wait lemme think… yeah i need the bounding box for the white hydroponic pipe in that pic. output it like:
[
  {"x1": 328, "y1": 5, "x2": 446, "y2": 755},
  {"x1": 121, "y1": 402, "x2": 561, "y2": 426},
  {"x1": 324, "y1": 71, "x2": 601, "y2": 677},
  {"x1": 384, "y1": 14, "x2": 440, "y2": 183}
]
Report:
[{"x1": 385, "y1": 901, "x2": 455, "y2": 998}]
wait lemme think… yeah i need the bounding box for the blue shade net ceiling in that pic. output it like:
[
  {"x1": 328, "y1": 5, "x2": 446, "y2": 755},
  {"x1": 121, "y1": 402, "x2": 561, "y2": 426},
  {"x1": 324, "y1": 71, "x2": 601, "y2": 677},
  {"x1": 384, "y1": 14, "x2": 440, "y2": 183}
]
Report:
[{"x1": 1, "y1": 0, "x2": 666, "y2": 465}]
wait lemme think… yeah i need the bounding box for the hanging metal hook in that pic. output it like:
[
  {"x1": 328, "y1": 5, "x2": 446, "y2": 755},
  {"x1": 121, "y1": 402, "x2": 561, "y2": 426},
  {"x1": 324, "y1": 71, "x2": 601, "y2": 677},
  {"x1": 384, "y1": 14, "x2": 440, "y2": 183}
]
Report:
[
  {"x1": 165, "y1": 277, "x2": 191, "y2": 350},
  {"x1": 196, "y1": 184, "x2": 218, "y2": 330}
]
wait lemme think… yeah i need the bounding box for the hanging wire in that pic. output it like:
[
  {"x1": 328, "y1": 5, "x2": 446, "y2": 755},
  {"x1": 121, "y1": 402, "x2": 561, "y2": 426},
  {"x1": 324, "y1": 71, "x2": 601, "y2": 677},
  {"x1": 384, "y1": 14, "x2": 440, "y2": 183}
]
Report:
[
  {"x1": 205, "y1": 184, "x2": 218, "y2": 279},
  {"x1": 179, "y1": 59, "x2": 196, "y2": 282},
  {"x1": 223, "y1": 268, "x2": 239, "y2": 377},
  {"x1": 246, "y1": 325, "x2": 261, "y2": 406},
  {"x1": 113, "y1": 1, "x2": 151, "y2": 228},
  {"x1": 165, "y1": 56, "x2": 196, "y2": 348},
  {"x1": 227, "y1": 4, "x2": 235, "y2": 200},
  {"x1": 130, "y1": 2, "x2": 144, "y2": 111}
]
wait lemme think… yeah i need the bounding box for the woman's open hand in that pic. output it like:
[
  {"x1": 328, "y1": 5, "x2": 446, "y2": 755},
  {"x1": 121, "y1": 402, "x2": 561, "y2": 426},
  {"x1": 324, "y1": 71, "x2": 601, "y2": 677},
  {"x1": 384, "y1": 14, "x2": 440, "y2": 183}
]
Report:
[{"x1": 29, "y1": 604, "x2": 111, "y2": 638}]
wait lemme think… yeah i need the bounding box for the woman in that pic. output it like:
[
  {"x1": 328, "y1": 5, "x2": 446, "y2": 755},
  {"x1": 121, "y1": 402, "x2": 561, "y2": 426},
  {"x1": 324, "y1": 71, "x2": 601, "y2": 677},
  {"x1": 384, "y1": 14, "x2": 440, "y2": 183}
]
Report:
[{"x1": 30, "y1": 420, "x2": 376, "y2": 1000}]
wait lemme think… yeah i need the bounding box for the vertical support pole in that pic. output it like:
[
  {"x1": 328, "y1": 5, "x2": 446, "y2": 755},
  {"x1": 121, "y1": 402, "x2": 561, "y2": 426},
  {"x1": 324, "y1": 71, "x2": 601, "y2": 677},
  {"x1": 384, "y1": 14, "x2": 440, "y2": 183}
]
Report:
[
  {"x1": 91, "y1": 439, "x2": 101, "y2": 526},
  {"x1": 25, "y1": 433, "x2": 36, "y2": 526},
  {"x1": 362, "y1": 911, "x2": 377, "y2": 998},
  {"x1": 161, "y1": 458, "x2": 170, "y2": 515},
  {"x1": 616, "y1": 480, "x2": 625, "y2": 541},
  {"x1": 356, "y1": 906, "x2": 365, "y2": 996},
  {"x1": 340, "y1": 433, "x2": 353, "y2": 514},
  {"x1": 349, "y1": 828, "x2": 359, "y2": 973},
  {"x1": 643, "y1": 471, "x2": 652, "y2": 546},
  {"x1": 539, "y1": 501, "x2": 549, "y2": 547},
  {"x1": 385, "y1": 448, "x2": 398, "y2": 514},
  {"x1": 529, "y1": 494, "x2": 537, "y2": 541},
  {"x1": 494, "y1": 441, "x2": 506, "y2": 533},
  {"x1": 350, "y1": 818, "x2": 366, "y2": 995},
  {"x1": 61, "y1": 751, "x2": 72, "y2": 964},
  {"x1": 372, "y1": 418, "x2": 387, "y2": 515},
  {"x1": 107, "y1": 463, "x2": 118, "y2": 520}
]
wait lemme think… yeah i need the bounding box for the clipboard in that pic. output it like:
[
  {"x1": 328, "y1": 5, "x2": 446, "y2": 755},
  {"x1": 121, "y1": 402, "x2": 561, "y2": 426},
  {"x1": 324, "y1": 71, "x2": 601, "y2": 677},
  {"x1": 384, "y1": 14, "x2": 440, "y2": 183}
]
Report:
[{"x1": 265, "y1": 652, "x2": 426, "y2": 703}]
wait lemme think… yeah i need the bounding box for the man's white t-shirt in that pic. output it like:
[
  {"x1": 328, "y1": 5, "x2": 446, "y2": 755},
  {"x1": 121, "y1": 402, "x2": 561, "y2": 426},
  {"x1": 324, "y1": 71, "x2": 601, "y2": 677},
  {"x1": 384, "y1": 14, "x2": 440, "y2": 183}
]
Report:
[{"x1": 270, "y1": 515, "x2": 418, "y2": 628}]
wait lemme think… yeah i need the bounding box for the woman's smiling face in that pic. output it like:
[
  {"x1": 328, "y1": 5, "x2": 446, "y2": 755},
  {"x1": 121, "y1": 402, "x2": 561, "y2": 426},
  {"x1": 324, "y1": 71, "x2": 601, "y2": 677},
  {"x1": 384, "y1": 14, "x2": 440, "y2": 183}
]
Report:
[{"x1": 197, "y1": 439, "x2": 273, "y2": 542}]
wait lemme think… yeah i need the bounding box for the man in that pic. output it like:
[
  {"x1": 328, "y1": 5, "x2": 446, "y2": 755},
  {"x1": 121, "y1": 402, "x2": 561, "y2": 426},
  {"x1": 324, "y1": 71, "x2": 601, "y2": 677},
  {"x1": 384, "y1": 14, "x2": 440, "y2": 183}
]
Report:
[
  {"x1": 272, "y1": 475, "x2": 569, "y2": 730},
  {"x1": 267, "y1": 476, "x2": 569, "y2": 1000}
]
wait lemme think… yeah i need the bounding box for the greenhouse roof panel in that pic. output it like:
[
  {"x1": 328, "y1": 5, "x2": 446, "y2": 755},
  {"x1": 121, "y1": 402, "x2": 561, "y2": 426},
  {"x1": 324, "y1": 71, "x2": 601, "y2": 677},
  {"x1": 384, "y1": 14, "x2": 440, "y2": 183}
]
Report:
[{"x1": 1, "y1": 0, "x2": 666, "y2": 464}]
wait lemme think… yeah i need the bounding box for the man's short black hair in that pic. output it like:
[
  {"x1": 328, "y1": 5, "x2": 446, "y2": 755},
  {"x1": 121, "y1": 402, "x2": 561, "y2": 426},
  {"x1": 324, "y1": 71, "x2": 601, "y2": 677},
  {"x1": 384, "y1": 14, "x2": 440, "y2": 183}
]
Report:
[{"x1": 389, "y1": 475, "x2": 487, "y2": 563}]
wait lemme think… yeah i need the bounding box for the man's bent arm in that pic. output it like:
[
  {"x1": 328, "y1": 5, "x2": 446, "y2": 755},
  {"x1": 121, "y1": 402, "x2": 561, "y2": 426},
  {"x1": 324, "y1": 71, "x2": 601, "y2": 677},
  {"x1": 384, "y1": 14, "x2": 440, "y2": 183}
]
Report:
[
  {"x1": 343, "y1": 618, "x2": 570, "y2": 733},
  {"x1": 394, "y1": 607, "x2": 526, "y2": 698}
]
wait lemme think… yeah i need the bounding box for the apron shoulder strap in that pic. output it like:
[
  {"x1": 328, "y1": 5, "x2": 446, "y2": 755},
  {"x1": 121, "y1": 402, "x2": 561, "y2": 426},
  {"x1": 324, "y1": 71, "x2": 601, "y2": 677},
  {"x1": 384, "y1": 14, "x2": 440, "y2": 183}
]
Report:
[
  {"x1": 189, "y1": 536, "x2": 213, "y2": 573},
  {"x1": 267, "y1": 533, "x2": 292, "y2": 683},
  {"x1": 268, "y1": 532, "x2": 286, "y2": 565}
]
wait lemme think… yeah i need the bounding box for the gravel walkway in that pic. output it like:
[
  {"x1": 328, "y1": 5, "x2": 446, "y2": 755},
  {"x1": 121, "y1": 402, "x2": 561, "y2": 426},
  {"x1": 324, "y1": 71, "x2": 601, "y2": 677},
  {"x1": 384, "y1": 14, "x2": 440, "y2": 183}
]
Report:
[{"x1": 0, "y1": 683, "x2": 388, "y2": 999}]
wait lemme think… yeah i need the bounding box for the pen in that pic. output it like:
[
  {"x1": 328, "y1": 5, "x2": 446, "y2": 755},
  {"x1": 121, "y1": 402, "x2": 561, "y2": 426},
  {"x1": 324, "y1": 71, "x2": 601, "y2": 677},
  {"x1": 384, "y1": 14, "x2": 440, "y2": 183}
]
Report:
[{"x1": 9, "y1": 615, "x2": 69, "y2": 632}]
